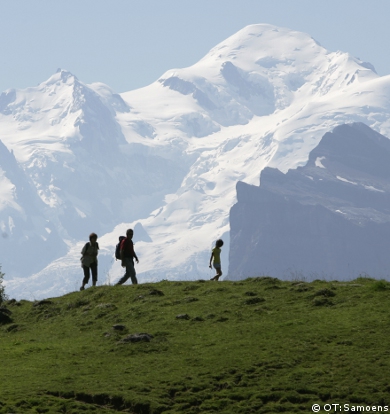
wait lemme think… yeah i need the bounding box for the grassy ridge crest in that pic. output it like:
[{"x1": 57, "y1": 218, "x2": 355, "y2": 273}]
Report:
[{"x1": 1, "y1": 276, "x2": 390, "y2": 413}]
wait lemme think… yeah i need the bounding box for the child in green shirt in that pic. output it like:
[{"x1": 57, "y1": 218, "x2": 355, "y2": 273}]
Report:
[{"x1": 209, "y1": 239, "x2": 224, "y2": 281}]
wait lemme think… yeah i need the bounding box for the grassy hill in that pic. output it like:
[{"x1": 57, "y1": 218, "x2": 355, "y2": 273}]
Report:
[{"x1": 1, "y1": 277, "x2": 390, "y2": 413}]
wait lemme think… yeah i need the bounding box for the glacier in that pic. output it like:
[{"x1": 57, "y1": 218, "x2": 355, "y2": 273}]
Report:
[{"x1": 1, "y1": 23, "x2": 390, "y2": 299}]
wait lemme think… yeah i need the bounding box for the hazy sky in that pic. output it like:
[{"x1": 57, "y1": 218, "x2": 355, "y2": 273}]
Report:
[{"x1": 1, "y1": 0, "x2": 389, "y2": 94}]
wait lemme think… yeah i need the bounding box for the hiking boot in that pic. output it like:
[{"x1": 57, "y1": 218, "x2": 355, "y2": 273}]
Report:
[{"x1": 80, "y1": 286, "x2": 85, "y2": 291}]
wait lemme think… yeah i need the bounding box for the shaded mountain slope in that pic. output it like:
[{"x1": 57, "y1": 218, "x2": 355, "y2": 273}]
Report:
[{"x1": 229, "y1": 123, "x2": 390, "y2": 280}]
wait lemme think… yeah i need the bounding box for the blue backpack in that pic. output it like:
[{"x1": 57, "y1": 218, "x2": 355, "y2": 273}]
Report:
[{"x1": 115, "y1": 236, "x2": 126, "y2": 260}]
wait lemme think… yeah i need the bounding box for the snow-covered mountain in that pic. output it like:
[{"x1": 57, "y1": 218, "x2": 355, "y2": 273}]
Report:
[
  {"x1": 2, "y1": 24, "x2": 390, "y2": 299},
  {"x1": 229, "y1": 123, "x2": 390, "y2": 280}
]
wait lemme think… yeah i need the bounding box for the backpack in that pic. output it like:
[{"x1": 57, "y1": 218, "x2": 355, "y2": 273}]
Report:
[
  {"x1": 80, "y1": 242, "x2": 90, "y2": 261},
  {"x1": 115, "y1": 236, "x2": 126, "y2": 260}
]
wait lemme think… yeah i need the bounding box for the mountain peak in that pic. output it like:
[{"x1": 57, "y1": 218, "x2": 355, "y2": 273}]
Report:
[
  {"x1": 198, "y1": 23, "x2": 377, "y2": 89},
  {"x1": 44, "y1": 69, "x2": 78, "y2": 86},
  {"x1": 204, "y1": 23, "x2": 325, "y2": 66}
]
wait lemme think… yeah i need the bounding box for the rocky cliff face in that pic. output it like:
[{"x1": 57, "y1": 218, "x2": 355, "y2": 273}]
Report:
[{"x1": 228, "y1": 123, "x2": 390, "y2": 280}]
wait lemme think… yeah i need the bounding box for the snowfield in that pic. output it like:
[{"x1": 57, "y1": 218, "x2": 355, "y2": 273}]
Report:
[{"x1": 2, "y1": 24, "x2": 390, "y2": 299}]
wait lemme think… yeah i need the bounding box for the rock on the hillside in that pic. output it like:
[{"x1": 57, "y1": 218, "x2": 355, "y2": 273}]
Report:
[
  {"x1": 119, "y1": 333, "x2": 154, "y2": 343},
  {"x1": 112, "y1": 324, "x2": 126, "y2": 331},
  {"x1": 33, "y1": 300, "x2": 53, "y2": 307},
  {"x1": 176, "y1": 314, "x2": 190, "y2": 320}
]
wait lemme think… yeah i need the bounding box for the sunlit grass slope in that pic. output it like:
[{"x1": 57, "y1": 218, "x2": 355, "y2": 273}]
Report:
[{"x1": 1, "y1": 277, "x2": 390, "y2": 413}]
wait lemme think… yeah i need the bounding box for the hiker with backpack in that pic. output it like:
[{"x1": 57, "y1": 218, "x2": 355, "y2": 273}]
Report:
[
  {"x1": 115, "y1": 236, "x2": 126, "y2": 262},
  {"x1": 116, "y1": 228, "x2": 139, "y2": 285},
  {"x1": 80, "y1": 233, "x2": 99, "y2": 291}
]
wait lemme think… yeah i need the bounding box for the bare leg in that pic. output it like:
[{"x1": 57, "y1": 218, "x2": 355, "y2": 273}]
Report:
[{"x1": 210, "y1": 268, "x2": 222, "y2": 281}]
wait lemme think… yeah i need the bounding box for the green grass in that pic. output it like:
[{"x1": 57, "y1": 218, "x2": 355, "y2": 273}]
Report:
[{"x1": 1, "y1": 276, "x2": 390, "y2": 413}]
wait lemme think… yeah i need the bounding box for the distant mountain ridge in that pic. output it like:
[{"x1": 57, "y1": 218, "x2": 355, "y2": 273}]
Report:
[
  {"x1": 2, "y1": 24, "x2": 390, "y2": 298},
  {"x1": 228, "y1": 123, "x2": 390, "y2": 280}
]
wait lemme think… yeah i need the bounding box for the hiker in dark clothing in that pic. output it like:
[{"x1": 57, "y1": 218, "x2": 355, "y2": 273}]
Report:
[
  {"x1": 116, "y1": 228, "x2": 139, "y2": 285},
  {"x1": 80, "y1": 232, "x2": 99, "y2": 291}
]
